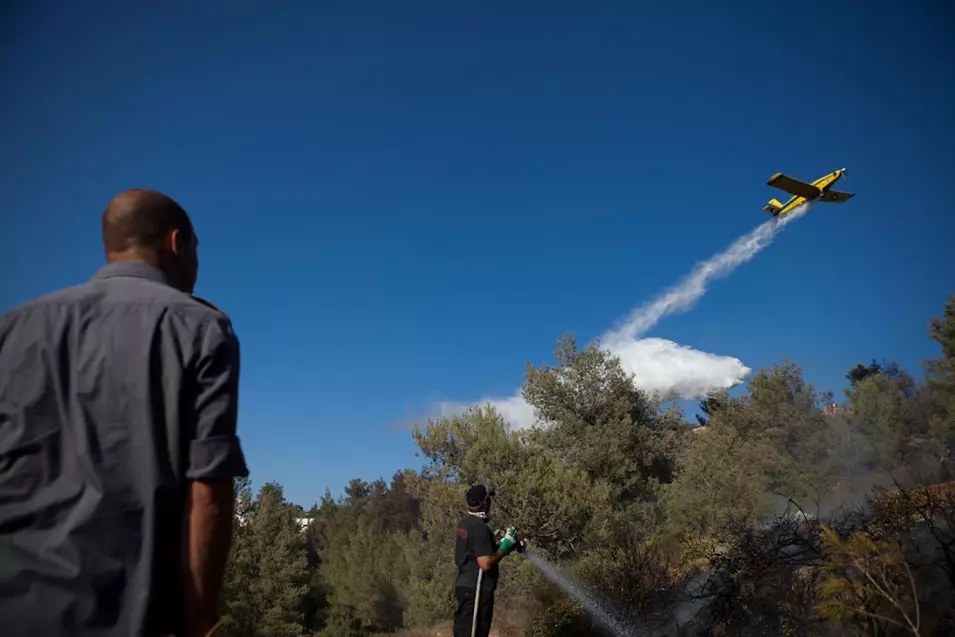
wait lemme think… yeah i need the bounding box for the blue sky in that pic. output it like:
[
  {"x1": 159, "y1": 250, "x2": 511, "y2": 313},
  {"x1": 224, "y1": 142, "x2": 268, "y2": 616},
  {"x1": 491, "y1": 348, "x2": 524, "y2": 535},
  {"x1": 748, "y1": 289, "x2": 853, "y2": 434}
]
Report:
[{"x1": 2, "y1": 1, "x2": 953, "y2": 507}]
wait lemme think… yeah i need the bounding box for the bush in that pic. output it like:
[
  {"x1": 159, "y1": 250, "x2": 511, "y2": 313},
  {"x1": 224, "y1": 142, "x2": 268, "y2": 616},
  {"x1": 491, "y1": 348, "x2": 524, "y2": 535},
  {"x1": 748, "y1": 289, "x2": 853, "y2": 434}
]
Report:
[{"x1": 524, "y1": 598, "x2": 584, "y2": 637}]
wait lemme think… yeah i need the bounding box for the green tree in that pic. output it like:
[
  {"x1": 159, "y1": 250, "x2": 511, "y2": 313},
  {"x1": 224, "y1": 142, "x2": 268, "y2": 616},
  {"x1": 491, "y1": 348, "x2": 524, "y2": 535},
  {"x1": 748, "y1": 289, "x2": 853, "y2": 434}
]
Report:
[
  {"x1": 926, "y1": 294, "x2": 955, "y2": 454},
  {"x1": 668, "y1": 361, "x2": 834, "y2": 535},
  {"x1": 846, "y1": 374, "x2": 912, "y2": 473},
  {"x1": 221, "y1": 477, "x2": 258, "y2": 636},
  {"x1": 220, "y1": 481, "x2": 311, "y2": 637},
  {"x1": 843, "y1": 355, "x2": 947, "y2": 485},
  {"x1": 412, "y1": 404, "x2": 615, "y2": 559},
  {"x1": 848, "y1": 360, "x2": 885, "y2": 386},
  {"x1": 521, "y1": 333, "x2": 686, "y2": 506},
  {"x1": 817, "y1": 525, "x2": 921, "y2": 636},
  {"x1": 255, "y1": 484, "x2": 311, "y2": 636},
  {"x1": 666, "y1": 418, "x2": 783, "y2": 533},
  {"x1": 745, "y1": 361, "x2": 832, "y2": 473},
  {"x1": 343, "y1": 478, "x2": 370, "y2": 506},
  {"x1": 695, "y1": 390, "x2": 730, "y2": 427},
  {"x1": 313, "y1": 473, "x2": 426, "y2": 635}
]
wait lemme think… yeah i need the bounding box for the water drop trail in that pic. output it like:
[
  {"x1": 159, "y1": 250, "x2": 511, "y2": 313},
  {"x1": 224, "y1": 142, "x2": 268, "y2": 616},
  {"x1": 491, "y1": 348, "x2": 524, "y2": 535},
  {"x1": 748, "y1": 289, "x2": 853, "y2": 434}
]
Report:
[{"x1": 525, "y1": 550, "x2": 646, "y2": 637}]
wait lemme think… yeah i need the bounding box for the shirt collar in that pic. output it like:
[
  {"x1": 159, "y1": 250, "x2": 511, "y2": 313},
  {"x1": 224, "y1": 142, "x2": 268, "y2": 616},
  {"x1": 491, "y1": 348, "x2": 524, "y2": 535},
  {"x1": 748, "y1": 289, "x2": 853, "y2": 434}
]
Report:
[{"x1": 90, "y1": 261, "x2": 171, "y2": 286}]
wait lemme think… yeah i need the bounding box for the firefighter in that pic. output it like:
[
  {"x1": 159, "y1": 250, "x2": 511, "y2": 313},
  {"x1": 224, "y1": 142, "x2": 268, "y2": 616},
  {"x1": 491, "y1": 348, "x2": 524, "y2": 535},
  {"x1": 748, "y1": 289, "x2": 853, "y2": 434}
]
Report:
[{"x1": 453, "y1": 484, "x2": 521, "y2": 637}]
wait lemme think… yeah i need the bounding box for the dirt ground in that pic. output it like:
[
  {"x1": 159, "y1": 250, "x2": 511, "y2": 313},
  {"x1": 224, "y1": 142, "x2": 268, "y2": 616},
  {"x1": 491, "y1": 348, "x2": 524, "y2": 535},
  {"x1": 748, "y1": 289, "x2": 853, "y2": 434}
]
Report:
[{"x1": 394, "y1": 600, "x2": 533, "y2": 637}]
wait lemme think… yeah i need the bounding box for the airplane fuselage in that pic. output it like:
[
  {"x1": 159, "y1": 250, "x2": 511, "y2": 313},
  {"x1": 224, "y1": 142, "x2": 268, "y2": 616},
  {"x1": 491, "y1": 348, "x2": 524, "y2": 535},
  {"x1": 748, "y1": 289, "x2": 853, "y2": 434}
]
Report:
[{"x1": 772, "y1": 169, "x2": 846, "y2": 217}]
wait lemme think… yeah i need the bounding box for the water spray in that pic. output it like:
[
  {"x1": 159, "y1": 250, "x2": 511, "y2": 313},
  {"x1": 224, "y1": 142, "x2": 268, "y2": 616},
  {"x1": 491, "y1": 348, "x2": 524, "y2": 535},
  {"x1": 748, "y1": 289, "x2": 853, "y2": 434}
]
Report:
[
  {"x1": 524, "y1": 550, "x2": 644, "y2": 637},
  {"x1": 466, "y1": 479, "x2": 641, "y2": 635}
]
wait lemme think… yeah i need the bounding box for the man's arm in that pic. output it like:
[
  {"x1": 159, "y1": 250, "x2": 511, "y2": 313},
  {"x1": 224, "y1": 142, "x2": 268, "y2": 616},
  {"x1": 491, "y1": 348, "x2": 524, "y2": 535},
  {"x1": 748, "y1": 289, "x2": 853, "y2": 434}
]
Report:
[
  {"x1": 183, "y1": 479, "x2": 234, "y2": 637},
  {"x1": 473, "y1": 524, "x2": 508, "y2": 571},
  {"x1": 182, "y1": 315, "x2": 249, "y2": 637},
  {"x1": 476, "y1": 549, "x2": 508, "y2": 571},
  {"x1": 476, "y1": 527, "x2": 520, "y2": 570}
]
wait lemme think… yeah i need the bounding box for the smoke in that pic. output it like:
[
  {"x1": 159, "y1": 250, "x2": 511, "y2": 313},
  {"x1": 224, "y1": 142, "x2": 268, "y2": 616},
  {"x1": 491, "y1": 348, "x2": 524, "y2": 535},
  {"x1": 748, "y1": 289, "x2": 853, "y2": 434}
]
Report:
[
  {"x1": 436, "y1": 393, "x2": 537, "y2": 431},
  {"x1": 437, "y1": 203, "x2": 813, "y2": 429}
]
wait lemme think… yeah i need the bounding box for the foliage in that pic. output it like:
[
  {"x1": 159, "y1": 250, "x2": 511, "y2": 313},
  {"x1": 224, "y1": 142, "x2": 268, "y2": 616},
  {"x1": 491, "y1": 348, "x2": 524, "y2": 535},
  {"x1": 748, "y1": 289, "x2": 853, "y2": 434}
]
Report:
[
  {"x1": 523, "y1": 598, "x2": 584, "y2": 637},
  {"x1": 412, "y1": 403, "x2": 616, "y2": 560},
  {"x1": 847, "y1": 359, "x2": 911, "y2": 388},
  {"x1": 667, "y1": 361, "x2": 834, "y2": 537},
  {"x1": 220, "y1": 480, "x2": 311, "y2": 637},
  {"x1": 522, "y1": 333, "x2": 687, "y2": 505},
  {"x1": 869, "y1": 481, "x2": 955, "y2": 594},
  {"x1": 925, "y1": 295, "x2": 955, "y2": 454},
  {"x1": 312, "y1": 474, "x2": 421, "y2": 634},
  {"x1": 816, "y1": 525, "x2": 921, "y2": 636},
  {"x1": 695, "y1": 390, "x2": 730, "y2": 427},
  {"x1": 216, "y1": 293, "x2": 955, "y2": 637},
  {"x1": 667, "y1": 421, "x2": 782, "y2": 533}
]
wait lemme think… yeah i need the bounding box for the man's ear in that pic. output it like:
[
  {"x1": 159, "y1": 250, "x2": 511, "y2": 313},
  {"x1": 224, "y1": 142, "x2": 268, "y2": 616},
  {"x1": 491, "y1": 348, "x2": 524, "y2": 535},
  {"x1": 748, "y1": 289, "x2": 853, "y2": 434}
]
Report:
[{"x1": 167, "y1": 228, "x2": 183, "y2": 255}]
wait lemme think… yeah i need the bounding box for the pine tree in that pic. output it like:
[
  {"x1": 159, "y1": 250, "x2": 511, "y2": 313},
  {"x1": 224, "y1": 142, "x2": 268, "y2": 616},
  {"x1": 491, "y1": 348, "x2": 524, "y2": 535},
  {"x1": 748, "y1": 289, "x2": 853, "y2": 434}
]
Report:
[
  {"x1": 219, "y1": 481, "x2": 311, "y2": 637},
  {"x1": 926, "y1": 295, "x2": 955, "y2": 453}
]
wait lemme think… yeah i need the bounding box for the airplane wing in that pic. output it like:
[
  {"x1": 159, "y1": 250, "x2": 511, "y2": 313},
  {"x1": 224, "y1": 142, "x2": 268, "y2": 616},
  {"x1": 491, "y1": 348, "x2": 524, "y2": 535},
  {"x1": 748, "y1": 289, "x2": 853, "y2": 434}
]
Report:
[
  {"x1": 819, "y1": 190, "x2": 854, "y2": 203},
  {"x1": 766, "y1": 173, "x2": 821, "y2": 199}
]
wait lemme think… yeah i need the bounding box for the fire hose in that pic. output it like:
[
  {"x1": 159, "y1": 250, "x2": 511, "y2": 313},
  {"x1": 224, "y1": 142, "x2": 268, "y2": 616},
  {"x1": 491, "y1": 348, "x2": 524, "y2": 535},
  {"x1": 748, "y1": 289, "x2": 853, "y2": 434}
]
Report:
[{"x1": 471, "y1": 568, "x2": 483, "y2": 637}]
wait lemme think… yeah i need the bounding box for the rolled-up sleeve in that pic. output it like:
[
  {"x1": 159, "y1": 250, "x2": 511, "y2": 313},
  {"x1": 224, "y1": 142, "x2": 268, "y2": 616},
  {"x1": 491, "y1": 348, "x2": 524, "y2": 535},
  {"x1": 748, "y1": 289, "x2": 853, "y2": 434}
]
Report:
[{"x1": 186, "y1": 315, "x2": 249, "y2": 480}]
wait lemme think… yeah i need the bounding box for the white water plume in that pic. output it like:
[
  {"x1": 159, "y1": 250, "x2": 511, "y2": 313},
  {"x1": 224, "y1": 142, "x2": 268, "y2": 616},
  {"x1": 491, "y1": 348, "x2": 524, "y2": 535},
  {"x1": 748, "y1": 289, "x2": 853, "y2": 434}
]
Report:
[
  {"x1": 526, "y1": 551, "x2": 646, "y2": 637},
  {"x1": 603, "y1": 203, "x2": 811, "y2": 345},
  {"x1": 437, "y1": 203, "x2": 813, "y2": 429}
]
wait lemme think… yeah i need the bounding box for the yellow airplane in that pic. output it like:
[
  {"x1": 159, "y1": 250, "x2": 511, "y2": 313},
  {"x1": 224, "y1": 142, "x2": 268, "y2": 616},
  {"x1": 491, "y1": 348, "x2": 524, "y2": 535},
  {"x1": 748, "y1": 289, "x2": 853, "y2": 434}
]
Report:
[{"x1": 762, "y1": 167, "x2": 854, "y2": 217}]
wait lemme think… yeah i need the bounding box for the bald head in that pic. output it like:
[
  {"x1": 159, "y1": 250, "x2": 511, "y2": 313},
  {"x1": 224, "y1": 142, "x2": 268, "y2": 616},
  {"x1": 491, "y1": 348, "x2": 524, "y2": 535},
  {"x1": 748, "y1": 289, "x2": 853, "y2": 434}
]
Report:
[
  {"x1": 102, "y1": 189, "x2": 199, "y2": 293},
  {"x1": 102, "y1": 189, "x2": 193, "y2": 254}
]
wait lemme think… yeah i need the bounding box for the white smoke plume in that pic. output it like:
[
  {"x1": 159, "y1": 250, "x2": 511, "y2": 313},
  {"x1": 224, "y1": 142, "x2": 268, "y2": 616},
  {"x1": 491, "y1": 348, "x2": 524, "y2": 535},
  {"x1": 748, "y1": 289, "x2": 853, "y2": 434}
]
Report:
[
  {"x1": 438, "y1": 203, "x2": 813, "y2": 429},
  {"x1": 609, "y1": 337, "x2": 751, "y2": 400},
  {"x1": 603, "y1": 203, "x2": 810, "y2": 345}
]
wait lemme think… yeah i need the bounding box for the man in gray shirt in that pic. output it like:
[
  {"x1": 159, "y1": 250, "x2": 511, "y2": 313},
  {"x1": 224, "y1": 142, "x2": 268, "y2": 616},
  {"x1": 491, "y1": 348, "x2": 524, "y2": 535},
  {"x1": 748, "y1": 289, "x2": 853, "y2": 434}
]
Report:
[{"x1": 0, "y1": 189, "x2": 249, "y2": 637}]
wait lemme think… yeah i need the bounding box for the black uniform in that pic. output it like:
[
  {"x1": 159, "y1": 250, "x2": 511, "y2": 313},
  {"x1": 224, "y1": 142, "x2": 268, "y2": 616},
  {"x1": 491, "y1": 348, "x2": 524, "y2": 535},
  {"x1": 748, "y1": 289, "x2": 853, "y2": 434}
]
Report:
[{"x1": 453, "y1": 514, "x2": 498, "y2": 637}]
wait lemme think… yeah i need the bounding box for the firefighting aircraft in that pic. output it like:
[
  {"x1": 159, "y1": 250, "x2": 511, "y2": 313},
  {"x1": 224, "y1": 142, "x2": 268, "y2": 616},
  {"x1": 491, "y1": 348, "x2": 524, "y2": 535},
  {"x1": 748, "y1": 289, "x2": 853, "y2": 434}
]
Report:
[{"x1": 762, "y1": 167, "x2": 854, "y2": 217}]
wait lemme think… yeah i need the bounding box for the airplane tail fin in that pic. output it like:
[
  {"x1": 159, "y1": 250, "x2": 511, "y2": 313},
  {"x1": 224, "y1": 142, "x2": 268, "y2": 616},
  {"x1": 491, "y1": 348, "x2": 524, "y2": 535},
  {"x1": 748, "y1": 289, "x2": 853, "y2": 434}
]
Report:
[{"x1": 762, "y1": 198, "x2": 783, "y2": 214}]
